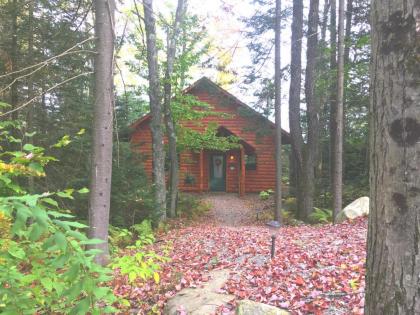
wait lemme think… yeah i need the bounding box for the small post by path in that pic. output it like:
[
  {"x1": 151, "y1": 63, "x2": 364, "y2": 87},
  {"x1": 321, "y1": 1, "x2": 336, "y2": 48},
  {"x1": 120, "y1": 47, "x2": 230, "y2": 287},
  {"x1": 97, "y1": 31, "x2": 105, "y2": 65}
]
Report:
[{"x1": 266, "y1": 220, "x2": 281, "y2": 259}]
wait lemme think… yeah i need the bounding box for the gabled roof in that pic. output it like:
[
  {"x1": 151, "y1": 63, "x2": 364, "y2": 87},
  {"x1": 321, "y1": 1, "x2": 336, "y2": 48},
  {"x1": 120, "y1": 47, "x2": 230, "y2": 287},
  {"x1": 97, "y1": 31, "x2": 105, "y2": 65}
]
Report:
[{"x1": 130, "y1": 76, "x2": 290, "y2": 142}]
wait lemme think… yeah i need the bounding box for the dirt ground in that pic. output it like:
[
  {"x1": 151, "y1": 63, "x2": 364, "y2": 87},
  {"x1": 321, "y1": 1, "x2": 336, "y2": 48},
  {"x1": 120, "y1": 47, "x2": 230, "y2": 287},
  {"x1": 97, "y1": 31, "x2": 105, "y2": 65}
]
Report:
[{"x1": 199, "y1": 193, "x2": 262, "y2": 226}]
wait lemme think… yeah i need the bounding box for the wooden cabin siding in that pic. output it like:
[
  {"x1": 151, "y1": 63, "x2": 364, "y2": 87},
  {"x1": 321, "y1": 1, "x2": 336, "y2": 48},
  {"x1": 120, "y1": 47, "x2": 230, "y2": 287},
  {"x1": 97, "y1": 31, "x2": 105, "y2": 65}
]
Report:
[{"x1": 130, "y1": 78, "x2": 289, "y2": 194}]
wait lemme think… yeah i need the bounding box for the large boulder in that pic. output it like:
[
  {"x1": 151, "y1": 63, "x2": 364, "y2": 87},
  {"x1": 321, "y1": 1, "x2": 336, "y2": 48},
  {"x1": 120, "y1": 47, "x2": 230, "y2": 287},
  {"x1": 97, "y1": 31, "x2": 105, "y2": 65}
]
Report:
[
  {"x1": 236, "y1": 300, "x2": 290, "y2": 315},
  {"x1": 336, "y1": 196, "x2": 369, "y2": 223}
]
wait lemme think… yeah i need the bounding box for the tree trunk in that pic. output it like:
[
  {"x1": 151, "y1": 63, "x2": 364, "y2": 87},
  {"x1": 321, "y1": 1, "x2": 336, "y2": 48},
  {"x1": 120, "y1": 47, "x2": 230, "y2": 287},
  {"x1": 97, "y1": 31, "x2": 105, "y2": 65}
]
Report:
[
  {"x1": 10, "y1": 0, "x2": 19, "y2": 122},
  {"x1": 329, "y1": 0, "x2": 337, "y2": 216},
  {"x1": 164, "y1": 0, "x2": 186, "y2": 218},
  {"x1": 302, "y1": 0, "x2": 320, "y2": 220},
  {"x1": 288, "y1": 0, "x2": 304, "y2": 220},
  {"x1": 365, "y1": 1, "x2": 420, "y2": 313},
  {"x1": 343, "y1": 0, "x2": 353, "y2": 66},
  {"x1": 88, "y1": 0, "x2": 115, "y2": 265},
  {"x1": 143, "y1": 0, "x2": 166, "y2": 221},
  {"x1": 332, "y1": 0, "x2": 344, "y2": 222},
  {"x1": 27, "y1": 0, "x2": 35, "y2": 193},
  {"x1": 274, "y1": 0, "x2": 282, "y2": 224},
  {"x1": 321, "y1": 0, "x2": 330, "y2": 43}
]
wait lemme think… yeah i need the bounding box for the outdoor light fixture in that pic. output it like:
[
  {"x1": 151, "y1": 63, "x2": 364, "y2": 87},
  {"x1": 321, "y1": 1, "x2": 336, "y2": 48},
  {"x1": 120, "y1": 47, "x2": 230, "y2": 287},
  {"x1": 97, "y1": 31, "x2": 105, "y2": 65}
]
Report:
[
  {"x1": 266, "y1": 220, "x2": 281, "y2": 259},
  {"x1": 229, "y1": 154, "x2": 235, "y2": 161}
]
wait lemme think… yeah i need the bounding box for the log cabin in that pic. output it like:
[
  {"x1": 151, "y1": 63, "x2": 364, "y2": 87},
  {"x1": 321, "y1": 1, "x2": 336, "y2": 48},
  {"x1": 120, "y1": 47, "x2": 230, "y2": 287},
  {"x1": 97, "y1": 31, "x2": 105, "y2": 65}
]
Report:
[{"x1": 130, "y1": 77, "x2": 290, "y2": 196}]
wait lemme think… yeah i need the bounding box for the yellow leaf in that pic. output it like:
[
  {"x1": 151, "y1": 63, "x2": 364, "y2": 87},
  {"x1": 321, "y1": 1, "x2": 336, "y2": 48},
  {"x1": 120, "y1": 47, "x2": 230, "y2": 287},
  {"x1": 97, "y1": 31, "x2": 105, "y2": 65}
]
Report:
[{"x1": 153, "y1": 272, "x2": 160, "y2": 284}]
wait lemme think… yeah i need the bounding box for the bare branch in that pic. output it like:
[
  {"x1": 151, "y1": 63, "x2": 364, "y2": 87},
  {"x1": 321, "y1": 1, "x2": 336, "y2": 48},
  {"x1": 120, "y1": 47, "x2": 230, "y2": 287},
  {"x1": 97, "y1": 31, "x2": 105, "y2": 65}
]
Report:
[
  {"x1": 0, "y1": 72, "x2": 93, "y2": 118},
  {"x1": 0, "y1": 37, "x2": 95, "y2": 79}
]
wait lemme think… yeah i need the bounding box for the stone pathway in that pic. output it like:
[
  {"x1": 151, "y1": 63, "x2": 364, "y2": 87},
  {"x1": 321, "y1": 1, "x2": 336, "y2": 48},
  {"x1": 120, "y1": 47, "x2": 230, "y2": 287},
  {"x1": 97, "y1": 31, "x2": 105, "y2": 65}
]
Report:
[
  {"x1": 200, "y1": 193, "x2": 260, "y2": 226},
  {"x1": 164, "y1": 193, "x2": 273, "y2": 315}
]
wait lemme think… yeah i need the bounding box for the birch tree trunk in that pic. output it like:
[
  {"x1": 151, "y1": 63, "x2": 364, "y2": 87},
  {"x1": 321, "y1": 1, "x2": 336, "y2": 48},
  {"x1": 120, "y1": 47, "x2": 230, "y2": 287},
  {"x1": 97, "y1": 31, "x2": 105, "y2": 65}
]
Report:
[
  {"x1": 365, "y1": 1, "x2": 420, "y2": 313},
  {"x1": 143, "y1": 0, "x2": 167, "y2": 221},
  {"x1": 274, "y1": 0, "x2": 282, "y2": 224},
  {"x1": 88, "y1": 0, "x2": 115, "y2": 265},
  {"x1": 164, "y1": 0, "x2": 186, "y2": 218},
  {"x1": 332, "y1": 0, "x2": 345, "y2": 222}
]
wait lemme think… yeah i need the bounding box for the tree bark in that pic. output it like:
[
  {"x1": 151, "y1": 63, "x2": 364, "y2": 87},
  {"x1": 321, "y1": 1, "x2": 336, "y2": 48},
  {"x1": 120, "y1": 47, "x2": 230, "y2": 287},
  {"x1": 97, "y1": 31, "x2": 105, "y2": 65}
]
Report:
[
  {"x1": 302, "y1": 0, "x2": 320, "y2": 220},
  {"x1": 321, "y1": 0, "x2": 330, "y2": 43},
  {"x1": 329, "y1": 0, "x2": 338, "y2": 216},
  {"x1": 288, "y1": 0, "x2": 304, "y2": 219},
  {"x1": 274, "y1": 0, "x2": 282, "y2": 224},
  {"x1": 27, "y1": 0, "x2": 35, "y2": 193},
  {"x1": 332, "y1": 0, "x2": 344, "y2": 222},
  {"x1": 88, "y1": 0, "x2": 115, "y2": 265},
  {"x1": 143, "y1": 0, "x2": 166, "y2": 221},
  {"x1": 343, "y1": 0, "x2": 353, "y2": 66},
  {"x1": 10, "y1": 0, "x2": 19, "y2": 121},
  {"x1": 164, "y1": 0, "x2": 186, "y2": 218},
  {"x1": 365, "y1": 1, "x2": 420, "y2": 313}
]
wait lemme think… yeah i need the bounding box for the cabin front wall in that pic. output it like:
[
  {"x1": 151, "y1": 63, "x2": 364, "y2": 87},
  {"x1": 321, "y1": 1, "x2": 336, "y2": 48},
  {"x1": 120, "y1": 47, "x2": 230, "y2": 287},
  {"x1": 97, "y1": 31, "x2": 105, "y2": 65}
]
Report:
[{"x1": 131, "y1": 87, "x2": 282, "y2": 194}]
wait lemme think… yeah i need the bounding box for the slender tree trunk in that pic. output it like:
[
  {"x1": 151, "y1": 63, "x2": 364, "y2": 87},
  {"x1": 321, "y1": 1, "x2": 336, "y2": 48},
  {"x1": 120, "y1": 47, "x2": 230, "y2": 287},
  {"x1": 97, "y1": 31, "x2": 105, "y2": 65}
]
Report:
[
  {"x1": 321, "y1": 0, "x2": 330, "y2": 42},
  {"x1": 288, "y1": 0, "x2": 304, "y2": 220},
  {"x1": 10, "y1": 0, "x2": 18, "y2": 121},
  {"x1": 302, "y1": 0, "x2": 320, "y2": 220},
  {"x1": 343, "y1": 0, "x2": 352, "y2": 66},
  {"x1": 274, "y1": 0, "x2": 282, "y2": 224},
  {"x1": 332, "y1": 0, "x2": 344, "y2": 222},
  {"x1": 164, "y1": 0, "x2": 186, "y2": 218},
  {"x1": 88, "y1": 0, "x2": 115, "y2": 265},
  {"x1": 329, "y1": 0, "x2": 337, "y2": 215},
  {"x1": 365, "y1": 1, "x2": 420, "y2": 313},
  {"x1": 143, "y1": 0, "x2": 166, "y2": 221},
  {"x1": 27, "y1": 0, "x2": 35, "y2": 193}
]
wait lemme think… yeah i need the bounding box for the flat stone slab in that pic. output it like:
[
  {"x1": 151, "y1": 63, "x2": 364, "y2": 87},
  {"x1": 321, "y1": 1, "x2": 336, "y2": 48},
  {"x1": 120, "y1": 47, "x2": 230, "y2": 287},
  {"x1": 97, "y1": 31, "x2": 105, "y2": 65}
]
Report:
[
  {"x1": 236, "y1": 299, "x2": 290, "y2": 315},
  {"x1": 164, "y1": 269, "x2": 234, "y2": 315}
]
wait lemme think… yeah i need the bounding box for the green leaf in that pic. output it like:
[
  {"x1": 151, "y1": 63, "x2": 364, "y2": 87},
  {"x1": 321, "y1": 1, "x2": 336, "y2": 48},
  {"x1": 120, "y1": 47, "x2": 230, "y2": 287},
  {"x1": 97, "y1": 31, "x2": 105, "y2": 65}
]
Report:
[
  {"x1": 48, "y1": 210, "x2": 74, "y2": 218},
  {"x1": 42, "y1": 197, "x2": 58, "y2": 207},
  {"x1": 28, "y1": 162, "x2": 43, "y2": 173},
  {"x1": 64, "y1": 263, "x2": 80, "y2": 282},
  {"x1": 57, "y1": 191, "x2": 74, "y2": 199},
  {"x1": 52, "y1": 253, "x2": 70, "y2": 268},
  {"x1": 67, "y1": 230, "x2": 88, "y2": 241},
  {"x1": 71, "y1": 297, "x2": 90, "y2": 315},
  {"x1": 28, "y1": 224, "x2": 44, "y2": 241},
  {"x1": 23, "y1": 143, "x2": 36, "y2": 151},
  {"x1": 52, "y1": 135, "x2": 72, "y2": 148},
  {"x1": 61, "y1": 221, "x2": 88, "y2": 229},
  {"x1": 8, "y1": 245, "x2": 26, "y2": 259},
  {"x1": 82, "y1": 277, "x2": 95, "y2": 293},
  {"x1": 128, "y1": 271, "x2": 137, "y2": 282},
  {"x1": 77, "y1": 187, "x2": 89, "y2": 194},
  {"x1": 80, "y1": 238, "x2": 104, "y2": 245},
  {"x1": 40, "y1": 278, "x2": 53, "y2": 292},
  {"x1": 93, "y1": 287, "x2": 111, "y2": 299},
  {"x1": 55, "y1": 232, "x2": 68, "y2": 252},
  {"x1": 77, "y1": 128, "x2": 86, "y2": 135}
]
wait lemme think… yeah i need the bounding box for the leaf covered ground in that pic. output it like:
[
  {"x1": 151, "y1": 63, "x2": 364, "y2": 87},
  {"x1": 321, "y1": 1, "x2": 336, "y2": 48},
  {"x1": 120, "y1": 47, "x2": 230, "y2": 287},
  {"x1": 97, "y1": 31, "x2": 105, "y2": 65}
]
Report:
[{"x1": 112, "y1": 214, "x2": 367, "y2": 315}]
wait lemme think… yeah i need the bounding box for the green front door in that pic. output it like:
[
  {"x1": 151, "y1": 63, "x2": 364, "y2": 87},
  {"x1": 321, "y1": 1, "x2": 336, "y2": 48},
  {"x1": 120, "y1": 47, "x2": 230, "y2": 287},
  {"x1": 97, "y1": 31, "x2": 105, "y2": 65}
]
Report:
[{"x1": 209, "y1": 154, "x2": 226, "y2": 191}]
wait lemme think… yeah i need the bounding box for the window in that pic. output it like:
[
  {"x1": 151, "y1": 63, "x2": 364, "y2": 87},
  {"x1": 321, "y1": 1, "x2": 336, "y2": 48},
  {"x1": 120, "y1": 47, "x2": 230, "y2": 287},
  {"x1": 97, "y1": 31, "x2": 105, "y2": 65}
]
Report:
[{"x1": 245, "y1": 154, "x2": 257, "y2": 170}]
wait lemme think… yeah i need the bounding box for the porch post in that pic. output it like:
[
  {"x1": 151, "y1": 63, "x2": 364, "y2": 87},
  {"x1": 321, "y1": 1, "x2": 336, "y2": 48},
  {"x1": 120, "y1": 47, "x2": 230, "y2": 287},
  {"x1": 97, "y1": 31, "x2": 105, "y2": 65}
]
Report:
[
  {"x1": 240, "y1": 146, "x2": 245, "y2": 196},
  {"x1": 199, "y1": 149, "x2": 204, "y2": 192}
]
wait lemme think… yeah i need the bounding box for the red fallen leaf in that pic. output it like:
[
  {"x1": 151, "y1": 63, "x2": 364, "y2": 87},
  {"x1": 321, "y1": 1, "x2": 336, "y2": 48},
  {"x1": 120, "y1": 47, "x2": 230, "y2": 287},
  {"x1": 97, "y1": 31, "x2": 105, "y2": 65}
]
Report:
[{"x1": 295, "y1": 276, "x2": 305, "y2": 286}]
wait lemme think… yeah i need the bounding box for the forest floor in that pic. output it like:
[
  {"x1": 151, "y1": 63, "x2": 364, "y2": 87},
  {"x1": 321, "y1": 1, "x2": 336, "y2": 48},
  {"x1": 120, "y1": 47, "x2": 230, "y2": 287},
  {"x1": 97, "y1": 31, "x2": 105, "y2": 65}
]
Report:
[{"x1": 113, "y1": 193, "x2": 367, "y2": 315}]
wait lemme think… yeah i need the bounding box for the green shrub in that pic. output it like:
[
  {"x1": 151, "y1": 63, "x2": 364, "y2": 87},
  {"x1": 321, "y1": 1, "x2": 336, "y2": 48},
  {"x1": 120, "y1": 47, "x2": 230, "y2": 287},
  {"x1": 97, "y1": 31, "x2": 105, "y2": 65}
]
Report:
[
  {"x1": 309, "y1": 207, "x2": 333, "y2": 224},
  {"x1": 0, "y1": 130, "x2": 116, "y2": 314},
  {"x1": 176, "y1": 193, "x2": 210, "y2": 219},
  {"x1": 111, "y1": 220, "x2": 168, "y2": 285},
  {"x1": 259, "y1": 189, "x2": 274, "y2": 200}
]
